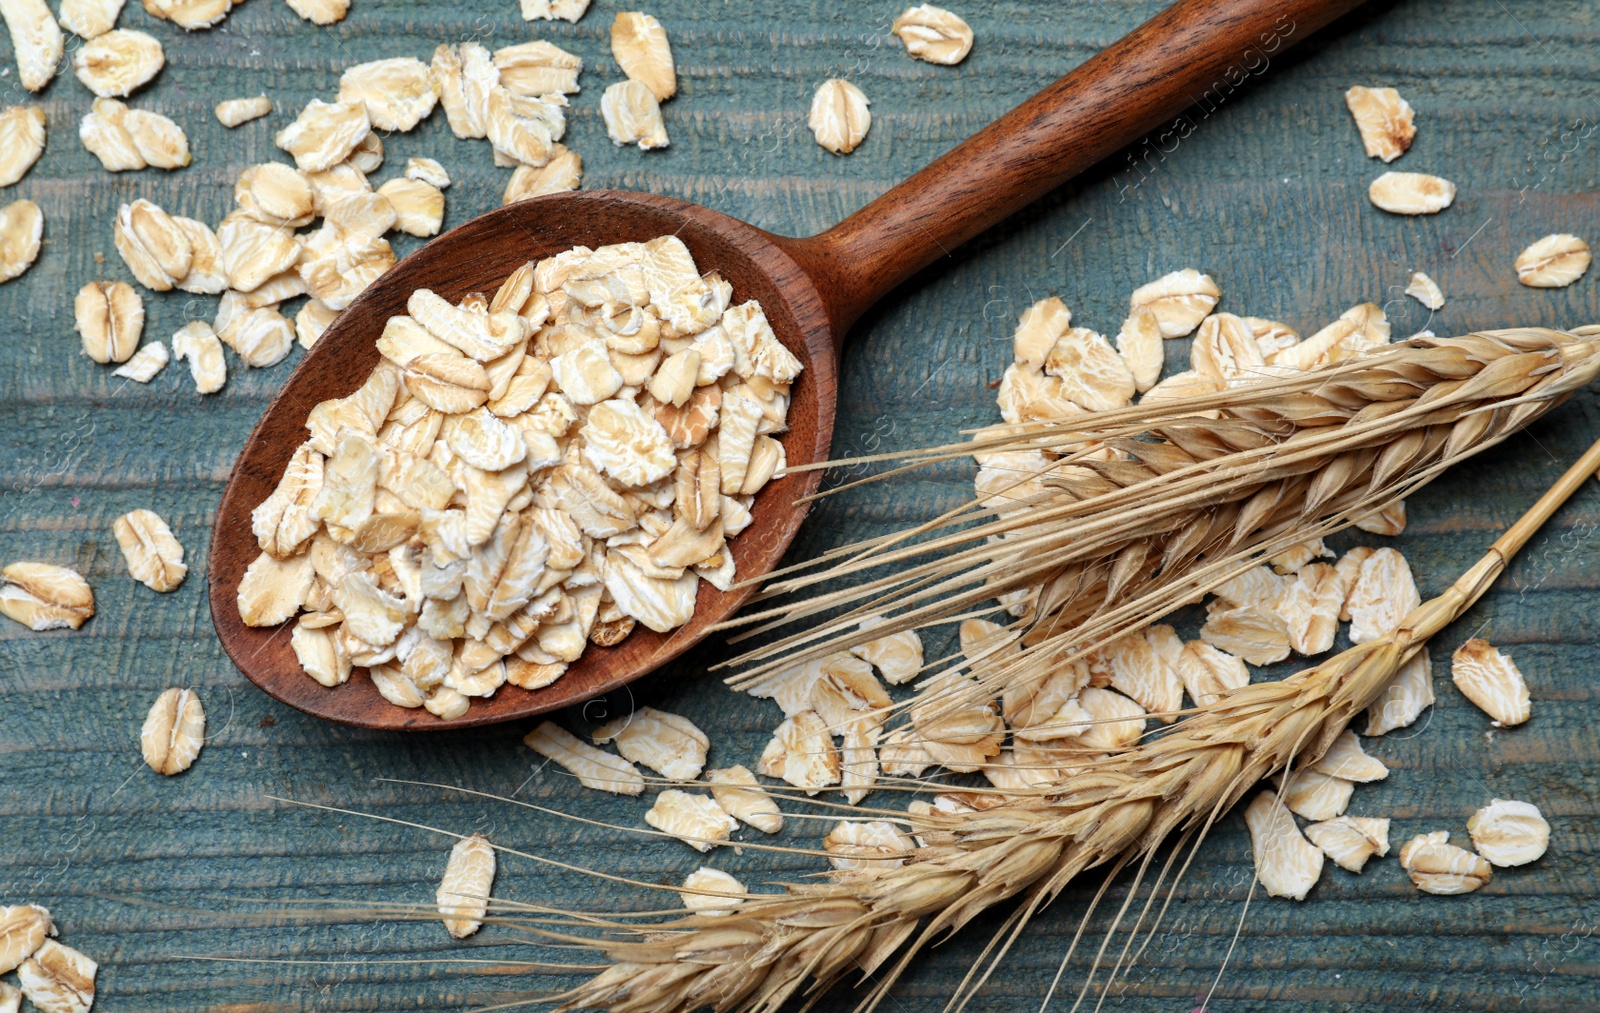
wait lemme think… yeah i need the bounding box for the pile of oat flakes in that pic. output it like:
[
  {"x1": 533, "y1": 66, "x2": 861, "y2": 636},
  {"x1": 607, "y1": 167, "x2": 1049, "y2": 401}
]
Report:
[{"x1": 237, "y1": 235, "x2": 802, "y2": 719}]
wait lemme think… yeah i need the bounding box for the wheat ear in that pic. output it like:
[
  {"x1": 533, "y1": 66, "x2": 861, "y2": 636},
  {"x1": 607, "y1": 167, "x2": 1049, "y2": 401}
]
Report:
[
  {"x1": 721, "y1": 330, "x2": 1600, "y2": 712},
  {"x1": 544, "y1": 435, "x2": 1600, "y2": 1013}
]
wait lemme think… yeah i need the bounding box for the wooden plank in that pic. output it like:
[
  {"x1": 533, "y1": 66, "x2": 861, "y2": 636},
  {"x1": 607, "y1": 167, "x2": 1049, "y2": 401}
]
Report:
[{"x1": 1, "y1": 0, "x2": 1598, "y2": 1009}]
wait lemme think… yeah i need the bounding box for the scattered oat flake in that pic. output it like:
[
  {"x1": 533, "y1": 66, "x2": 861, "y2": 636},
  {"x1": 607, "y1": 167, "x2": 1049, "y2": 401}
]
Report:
[
  {"x1": 79, "y1": 98, "x2": 147, "y2": 170},
  {"x1": 1280, "y1": 562, "x2": 1341, "y2": 656},
  {"x1": 140, "y1": 686, "x2": 204, "y2": 774},
  {"x1": 706, "y1": 764, "x2": 782, "y2": 833},
  {"x1": 524, "y1": 721, "x2": 643, "y2": 794},
  {"x1": 1244, "y1": 790, "x2": 1323, "y2": 900},
  {"x1": 1102, "y1": 630, "x2": 1182, "y2": 721},
  {"x1": 1, "y1": 0, "x2": 63, "y2": 92},
  {"x1": 1012, "y1": 296, "x2": 1070, "y2": 368},
  {"x1": 0, "y1": 903, "x2": 52, "y2": 974},
  {"x1": 825, "y1": 820, "x2": 915, "y2": 870},
  {"x1": 1, "y1": 561, "x2": 94, "y2": 630},
  {"x1": 521, "y1": 0, "x2": 588, "y2": 20},
  {"x1": 745, "y1": 656, "x2": 824, "y2": 716},
  {"x1": 1346, "y1": 546, "x2": 1419, "y2": 644},
  {"x1": 892, "y1": 4, "x2": 973, "y2": 65},
  {"x1": 111, "y1": 341, "x2": 168, "y2": 382},
  {"x1": 113, "y1": 198, "x2": 189, "y2": 291},
  {"x1": 1140, "y1": 368, "x2": 1222, "y2": 406},
  {"x1": 809, "y1": 78, "x2": 870, "y2": 155},
  {"x1": 1450, "y1": 638, "x2": 1531, "y2": 727},
  {"x1": 809, "y1": 652, "x2": 889, "y2": 732},
  {"x1": 114, "y1": 508, "x2": 186, "y2": 591},
  {"x1": 1311, "y1": 729, "x2": 1387, "y2": 782},
  {"x1": 339, "y1": 57, "x2": 436, "y2": 132},
  {"x1": 910, "y1": 672, "x2": 1005, "y2": 769},
  {"x1": 646, "y1": 789, "x2": 737, "y2": 852},
  {"x1": 1276, "y1": 768, "x2": 1353, "y2": 822},
  {"x1": 839, "y1": 715, "x2": 880, "y2": 804},
  {"x1": 285, "y1": 0, "x2": 347, "y2": 24},
  {"x1": 215, "y1": 94, "x2": 270, "y2": 127},
  {"x1": 494, "y1": 39, "x2": 582, "y2": 97},
  {"x1": 17, "y1": 940, "x2": 96, "y2": 1013},
  {"x1": 612, "y1": 11, "x2": 675, "y2": 101},
  {"x1": 1344, "y1": 86, "x2": 1415, "y2": 162},
  {"x1": 1174, "y1": 640, "x2": 1247, "y2": 708},
  {"x1": 0, "y1": 105, "x2": 45, "y2": 185},
  {"x1": 1115, "y1": 305, "x2": 1163, "y2": 392},
  {"x1": 437, "y1": 834, "x2": 495, "y2": 938},
  {"x1": 1305, "y1": 815, "x2": 1390, "y2": 873},
  {"x1": 601, "y1": 79, "x2": 668, "y2": 150},
  {"x1": 1353, "y1": 498, "x2": 1406, "y2": 536},
  {"x1": 504, "y1": 146, "x2": 581, "y2": 203},
  {"x1": 235, "y1": 549, "x2": 312, "y2": 626},
  {"x1": 151, "y1": 0, "x2": 235, "y2": 30},
  {"x1": 1190, "y1": 312, "x2": 1264, "y2": 382},
  {"x1": 294, "y1": 299, "x2": 338, "y2": 349},
  {"x1": 1333, "y1": 546, "x2": 1373, "y2": 620},
  {"x1": 592, "y1": 706, "x2": 709, "y2": 780},
  {"x1": 59, "y1": 0, "x2": 119, "y2": 39},
  {"x1": 1405, "y1": 271, "x2": 1443, "y2": 310},
  {"x1": 1130, "y1": 269, "x2": 1219, "y2": 339},
  {"x1": 1200, "y1": 603, "x2": 1290, "y2": 665},
  {"x1": 1213, "y1": 564, "x2": 1286, "y2": 610},
  {"x1": 1368, "y1": 171, "x2": 1455, "y2": 215},
  {"x1": 681, "y1": 866, "x2": 743, "y2": 915},
  {"x1": 757, "y1": 710, "x2": 840, "y2": 793},
  {"x1": 75, "y1": 280, "x2": 143, "y2": 364},
  {"x1": 218, "y1": 304, "x2": 294, "y2": 368},
  {"x1": 1467, "y1": 798, "x2": 1549, "y2": 867},
  {"x1": 1044, "y1": 326, "x2": 1135, "y2": 410},
  {"x1": 122, "y1": 105, "x2": 190, "y2": 169},
  {"x1": 0, "y1": 198, "x2": 42, "y2": 282},
  {"x1": 848, "y1": 620, "x2": 923, "y2": 684},
  {"x1": 1399, "y1": 831, "x2": 1490, "y2": 895},
  {"x1": 1514, "y1": 233, "x2": 1591, "y2": 289},
  {"x1": 1366, "y1": 646, "x2": 1434, "y2": 736},
  {"x1": 172, "y1": 320, "x2": 226, "y2": 393},
  {"x1": 1075, "y1": 686, "x2": 1146, "y2": 751},
  {"x1": 73, "y1": 27, "x2": 162, "y2": 96},
  {"x1": 378, "y1": 177, "x2": 445, "y2": 237},
  {"x1": 276, "y1": 98, "x2": 370, "y2": 172},
  {"x1": 879, "y1": 726, "x2": 935, "y2": 777},
  {"x1": 405, "y1": 157, "x2": 450, "y2": 189}
]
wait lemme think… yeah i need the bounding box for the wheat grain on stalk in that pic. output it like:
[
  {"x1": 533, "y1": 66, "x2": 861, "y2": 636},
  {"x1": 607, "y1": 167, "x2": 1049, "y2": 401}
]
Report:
[
  {"x1": 723, "y1": 329, "x2": 1600, "y2": 718},
  {"x1": 538, "y1": 436, "x2": 1600, "y2": 1013}
]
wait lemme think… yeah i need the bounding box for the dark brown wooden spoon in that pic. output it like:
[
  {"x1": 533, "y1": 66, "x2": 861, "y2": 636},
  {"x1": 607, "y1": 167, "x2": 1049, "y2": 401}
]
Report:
[{"x1": 210, "y1": 0, "x2": 1366, "y2": 730}]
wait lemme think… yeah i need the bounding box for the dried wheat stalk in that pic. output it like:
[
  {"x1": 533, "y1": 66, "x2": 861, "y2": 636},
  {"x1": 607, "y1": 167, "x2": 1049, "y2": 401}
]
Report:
[
  {"x1": 725, "y1": 329, "x2": 1600, "y2": 710},
  {"x1": 545, "y1": 435, "x2": 1600, "y2": 1013}
]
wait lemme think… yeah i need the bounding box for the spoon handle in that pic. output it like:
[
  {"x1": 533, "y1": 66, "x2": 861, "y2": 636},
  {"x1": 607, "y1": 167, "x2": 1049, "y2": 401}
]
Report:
[{"x1": 784, "y1": 0, "x2": 1367, "y2": 335}]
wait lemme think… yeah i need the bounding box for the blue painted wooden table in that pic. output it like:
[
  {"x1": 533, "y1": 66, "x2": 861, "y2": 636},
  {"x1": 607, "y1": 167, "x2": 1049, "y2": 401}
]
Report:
[{"x1": 2, "y1": 1, "x2": 1599, "y2": 1009}]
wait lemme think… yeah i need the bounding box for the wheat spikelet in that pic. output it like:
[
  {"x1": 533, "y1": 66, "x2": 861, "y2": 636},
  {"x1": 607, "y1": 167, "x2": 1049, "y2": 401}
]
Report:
[
  {"x1": 724, "y1": 329, "x2": 1600, "y2": 717},
  {"x1": 543, "y1": 435, "x2": 1600, "y2": 1013}
]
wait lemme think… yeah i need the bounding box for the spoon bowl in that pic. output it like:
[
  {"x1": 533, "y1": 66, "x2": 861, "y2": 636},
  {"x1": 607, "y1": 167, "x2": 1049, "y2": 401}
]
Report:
[
  {"x1": 209, "y1": 191, "x2": 839, "y2": 729},
  {"x1": 209, "y1": 0, "x2": 1366, "y2": 729}
]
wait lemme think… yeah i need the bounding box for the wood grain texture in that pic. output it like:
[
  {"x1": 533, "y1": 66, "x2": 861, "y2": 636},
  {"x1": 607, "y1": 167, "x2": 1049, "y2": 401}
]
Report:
[{"x1": 2, "y1": 0, "x2": 1599, "y2": 1010}]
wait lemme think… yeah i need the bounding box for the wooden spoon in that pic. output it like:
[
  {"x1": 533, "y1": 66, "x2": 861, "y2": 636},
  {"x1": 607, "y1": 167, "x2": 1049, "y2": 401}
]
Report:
[{"x1": 210, "y1": 0, "x2": 1365, "y2": 730}]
